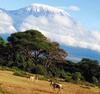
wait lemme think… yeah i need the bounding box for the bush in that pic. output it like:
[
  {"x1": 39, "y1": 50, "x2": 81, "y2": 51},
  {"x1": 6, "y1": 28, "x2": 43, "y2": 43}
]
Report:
[
  {"x1": 47, "y1": 65, "x2": 62, "y2": 77},
  {"x1": 34, "y1": 65, "x2": 47, "y2": 75},
  {"x1": 13, "y1": 70, "x2": 30, "y2": 78},
  {"x1": 65, "y1": 75, "x2": 72, "y2": 82},
  {"x1": 92, "y1": 76, "x2": 98, "y2": 85},
  {"x1": 38, "y1": 75, "x2": 48, "y2": 81},
  {"x1": 63, "y1": 72, "x2": 72, "y2": 82},
  {"x1": 0, "y1": 66, "x2": 14, "y2": 71},
  {"x1": 72, "y1": 72, "x2": 82, "y2": 82},
  {"x1": 59, "y1": 69, "x2": 66, "y2": 79}
]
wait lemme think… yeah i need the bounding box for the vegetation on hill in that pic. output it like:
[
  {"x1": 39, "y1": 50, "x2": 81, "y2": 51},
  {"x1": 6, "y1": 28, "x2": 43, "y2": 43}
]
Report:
[{"x1": 0, "y1": 30, "x2": 100, "y2": 86}]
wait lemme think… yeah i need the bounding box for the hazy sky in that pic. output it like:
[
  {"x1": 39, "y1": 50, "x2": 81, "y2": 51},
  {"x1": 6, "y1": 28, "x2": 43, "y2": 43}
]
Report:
[{"x1": 0, "y1": 0, "x2": 99, "y2": 31}]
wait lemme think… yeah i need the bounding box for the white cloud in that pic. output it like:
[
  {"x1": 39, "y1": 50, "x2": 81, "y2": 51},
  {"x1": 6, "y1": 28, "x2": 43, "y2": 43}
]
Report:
[
  {"x1": 19, "y1": 14, "x2": 100, "y2": 52},
  {"x1": 67, "y1": 5, "x2": 80, "y2": 12},
  {"x1": 0, "y1": 10, "x2": 17, "y2": 34}
]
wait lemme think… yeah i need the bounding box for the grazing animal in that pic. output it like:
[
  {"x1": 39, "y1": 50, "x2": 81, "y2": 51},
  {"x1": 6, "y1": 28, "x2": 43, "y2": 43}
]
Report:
[
  {"x1": 29, "y1": 76, "x2": 35, "y2": 81},
  {"x1": 49, "y1": 80, "x2": 62, "y2": 93},
  {"x1": 29, "y1": 75, "x2": 38, "y2": 82}
]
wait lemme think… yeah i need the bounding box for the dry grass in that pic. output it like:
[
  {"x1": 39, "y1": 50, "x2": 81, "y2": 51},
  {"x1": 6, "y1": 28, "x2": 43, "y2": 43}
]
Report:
[{"x1": 0, "y1": 70, "x2": 99, "y2": 94}]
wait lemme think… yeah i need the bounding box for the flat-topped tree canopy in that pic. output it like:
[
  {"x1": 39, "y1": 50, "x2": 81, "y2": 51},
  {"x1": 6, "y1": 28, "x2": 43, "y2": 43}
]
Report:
[
  {"x1": 8, "y1": 30, "x2": 55, "y2": 51},
  {"x1": 7, "y1": 30, "x2": 67, "y2": 65}
]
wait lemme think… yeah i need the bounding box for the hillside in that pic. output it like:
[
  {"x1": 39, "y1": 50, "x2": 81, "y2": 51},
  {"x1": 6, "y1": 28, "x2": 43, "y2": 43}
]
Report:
[{"x1": 0, "y1": 70, "x2": 99, "y2": 94}]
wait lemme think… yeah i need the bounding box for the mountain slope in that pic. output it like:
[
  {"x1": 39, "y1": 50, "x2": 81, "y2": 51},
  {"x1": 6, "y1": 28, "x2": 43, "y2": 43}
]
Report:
[{"x1": 0, "y1": 3, "x2": 100, "y2": 60}]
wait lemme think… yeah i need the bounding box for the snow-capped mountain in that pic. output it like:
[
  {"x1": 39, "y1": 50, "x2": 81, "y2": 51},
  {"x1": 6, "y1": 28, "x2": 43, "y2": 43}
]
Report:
[{"x1": 0, "y1": 3, "x2": 100, "y2": 60}]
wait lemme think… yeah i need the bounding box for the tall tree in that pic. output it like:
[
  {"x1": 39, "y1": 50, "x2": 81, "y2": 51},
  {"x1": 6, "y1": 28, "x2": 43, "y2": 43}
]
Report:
[
  {"x1": 8, "y1": 30, "x2": 67, "y2": 67},
  {"x1": 78, "y1": 58, "x2": 100, "y2": 82}
]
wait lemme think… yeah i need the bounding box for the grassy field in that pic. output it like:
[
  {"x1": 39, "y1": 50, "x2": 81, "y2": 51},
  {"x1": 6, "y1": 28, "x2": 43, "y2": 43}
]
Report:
[{"x1": 0, "y1": 70, "x2": 100, "y2": 94}]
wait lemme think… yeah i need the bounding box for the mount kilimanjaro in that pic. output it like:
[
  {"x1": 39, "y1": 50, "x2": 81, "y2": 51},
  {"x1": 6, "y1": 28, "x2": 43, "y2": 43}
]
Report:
[{"x1": 0, "y1": 3, "x2": 100, "y2": 61}]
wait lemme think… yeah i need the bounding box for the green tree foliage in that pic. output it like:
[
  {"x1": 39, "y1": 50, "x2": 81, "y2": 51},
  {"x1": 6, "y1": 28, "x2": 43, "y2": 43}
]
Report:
[
  {"x1": 7, "y1": 30, "x2": 67, "y2": 67},
  {"x1": 33, "y1": 64, "x2": 47, "y2": 75},
  {"x1": 72, "y1": 72, "x2": 82, "y2": 82},
  {"x1": 0, "y1": 30, "x2": 68, "y2": 79},
  {"x1": 0, "y1": 37, "x2": 8, "y2": 65},
  {"x1": 0, "y1": 36, "x2": 6, "y2": 45},
  {"x1": 64, "y1": 72, "x2": 72, "y2": 82},
  {"x1": 92, "y1": 76, "x2": 98, "y2": 85},
  {"x1": 78, "y1": 58, "x2": 100, "y2": 83}
]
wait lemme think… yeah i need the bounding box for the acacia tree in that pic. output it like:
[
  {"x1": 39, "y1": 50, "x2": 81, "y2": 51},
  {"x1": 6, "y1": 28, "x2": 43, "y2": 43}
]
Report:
[
  {"x1": 7, "y1": 30, "x2": 67, "y2": 68},
  {"x1": 43, "y1": 42, "x2": 67, "y2": 67}
]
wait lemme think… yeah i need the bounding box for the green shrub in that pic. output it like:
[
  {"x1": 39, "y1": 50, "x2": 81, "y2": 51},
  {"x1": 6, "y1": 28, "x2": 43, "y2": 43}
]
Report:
[
  {"x1": 92, "y1": 76, "x2": 98, "y2": 85},
  {"x1": 72, "y1": 72, "x2": 82, "y2": 82},
  {"x1": 34, "y1": 65, "x2": 47, "y2": 75},
  {"x1": 0, "y1": 66, "x2": 14, "y2": 71},
  {"x1": 65, "y1": 75, "x2": 72, "y2": 82},
  {"x1": 38, "y1": 75, "x2": 48, "y2": 81},
  {"x1": 13, "y1": 70, "x2": 30, "y2": 78},
  {"x1": 59, "y1": 69, "x2": 67, "y2": 79},
  {"x1": 60, "y1": 72, "x2": 72, "y2": 82}
]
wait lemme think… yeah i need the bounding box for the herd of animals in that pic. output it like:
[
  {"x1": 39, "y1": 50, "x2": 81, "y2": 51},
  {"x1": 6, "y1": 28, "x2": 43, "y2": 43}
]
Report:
[{"x1": 29, "y1": 75, "x2": 63, "y2": 93}]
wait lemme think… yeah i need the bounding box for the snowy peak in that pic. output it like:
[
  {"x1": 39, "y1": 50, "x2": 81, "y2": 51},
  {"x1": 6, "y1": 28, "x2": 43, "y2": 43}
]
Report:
[
  {"x1": 13, "y1": 3, "x2": 69, "y2": 16},
  {"x1": 27, "y1": 3, "x2": 65, "y2": 13}
]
